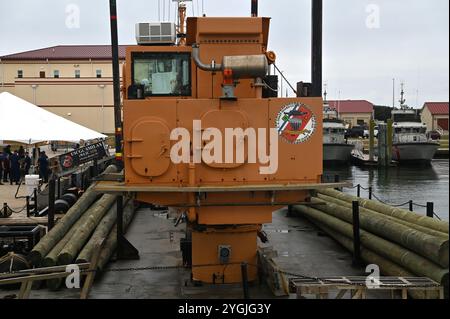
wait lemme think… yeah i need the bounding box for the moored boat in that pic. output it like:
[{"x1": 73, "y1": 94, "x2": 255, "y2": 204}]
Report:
[
  {"x1": 323, "y1": 99, "x2": 354, "y2": 164},
  {"x1": 391, "y1": 86, "x2": 439, "y2": 164}
]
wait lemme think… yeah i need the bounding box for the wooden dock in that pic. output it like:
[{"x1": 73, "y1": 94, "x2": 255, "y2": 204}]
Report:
[
  {"x1": 0, "y1": 217, "x2": 49, "y2": 226},
  {"x1": 289, "y1": 276, "x2": 444, "y2": 299}
]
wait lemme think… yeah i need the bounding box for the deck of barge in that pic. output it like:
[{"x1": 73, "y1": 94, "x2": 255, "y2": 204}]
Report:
[{"x1": 0, "y1": 205, "x2": 393, "y2": 299}]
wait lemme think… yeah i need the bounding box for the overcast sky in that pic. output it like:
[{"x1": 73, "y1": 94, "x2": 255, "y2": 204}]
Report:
[{"x1": 0, "y1": 0, "x2": 448, "y2": 107}]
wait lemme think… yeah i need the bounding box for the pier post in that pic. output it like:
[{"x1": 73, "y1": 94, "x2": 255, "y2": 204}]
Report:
[
  {"x1": 48, "y1": 178, "x2": 55, "y2": 230},
  {"x1": 57, "y1": 177, "x2": 61, "y2": 199},
  {"x1": 369, "y1": 120, "x2": 375, "y2": 162},
  {"x1": 287, "y1": 205, "x2": 293, "y2": 217},
  {"x1": 26, "y1": 196, "x2": 30, "y2": 217},
  {"x1": 33, "y1": 188, "x2": 38, "y2": 214},
  {"x1": 117, "y1": 195, "x2": 124, "y2": 257},
  {"x1": 377, "y1": 123, "x2": 388, "y2": 167},
  {"x1": 387, "y1": 119, "x2": 393, "y2": 164},
  {"x1": 426, "y1": 202, "x2": 434, "y2": 218},
  {"x1": 409, "y1": 200, "x2": 413, "y2": 212},
  {"x1": 241, "y1": 262, "x2": 250, "y2": 299},
  {"x1": 352, "y1": 201, "x2": 362, "y2": 266},
  {"x1": 357, "y1": 184, "x2": 361, "y2": 198},
  {"x1": 116, "y1": 195, "x2": 140, "y2": 260},
  {"x1": 368, "y1": 187, "x2": 373, "y2": 200}
]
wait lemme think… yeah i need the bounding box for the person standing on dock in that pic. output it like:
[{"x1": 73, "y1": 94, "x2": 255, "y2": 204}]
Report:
[
  {"x1": 38, "y1": 151, "x2": 49, "y2": 183},
  {"x1": 2, "y1": 148, "x2": 10, "y2": 183},
  {"x1": 10, "y1": 150, "x2": 20, "y2": 185},
  {"x1": 23, "y1": 152, "x2": 31, "y2": 178}
]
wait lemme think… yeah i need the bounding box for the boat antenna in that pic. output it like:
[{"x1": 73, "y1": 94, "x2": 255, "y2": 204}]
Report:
[
  {"x1": 399, "y1": 82, "x2": 406, "y2": 109},
  {"x1": 323, "y1": 83, "x2": 328, "y2": 102}
]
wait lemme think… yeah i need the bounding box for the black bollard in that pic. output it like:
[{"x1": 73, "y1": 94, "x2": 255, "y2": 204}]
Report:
[
  {"x1": 357, "y1": 184, "x2": 361, "y2": 198},
  {"x1": 352, "y1": 201, "x2": 362, "y2": 266},
  {"x1": 57, "y1": 177, "x2": 61, "y2": 199},
  {"x1": 26, "y1": 196, "x2": 30, "y2": 217},
  {"x1": 409, "y1": 200, "x2": 413, "y2": 212},
  {"x1": 33, "y1": 188, "x2": 38, "y2": 214},
  {"x1": 368, "y1": 187, "x2": 373, "y2": 200},
  {"x1": 241, "y1": 262, "x2": 250, "y2": 299},
  {"x1": 426, "y1": 202, "x2": 434, "y2": 218},
  {"x1": 48, "y1": 178, "x2": 56, "y2": 230}
]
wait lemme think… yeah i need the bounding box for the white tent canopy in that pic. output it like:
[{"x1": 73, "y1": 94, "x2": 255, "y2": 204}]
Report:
[{"x1": 0, "y1": 92, "x2": 107, "y2": 144}]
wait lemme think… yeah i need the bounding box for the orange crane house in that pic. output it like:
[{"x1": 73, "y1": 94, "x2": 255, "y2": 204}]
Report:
[{"x1": 96, "y1": 0, "x2": 342, "y2": 284}]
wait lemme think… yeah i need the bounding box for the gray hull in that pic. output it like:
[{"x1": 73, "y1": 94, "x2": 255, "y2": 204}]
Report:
[
  {"x1": 323, "y1": 144, "x2": 354, "y2": 163},
  {"x1": 392, "y1": 142, "x2": 439, "y2": 163}
]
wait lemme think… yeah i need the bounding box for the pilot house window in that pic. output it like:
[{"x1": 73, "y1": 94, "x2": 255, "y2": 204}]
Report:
[{"x1": 132, "y1": 52, "x2": 191, "y2": 97}]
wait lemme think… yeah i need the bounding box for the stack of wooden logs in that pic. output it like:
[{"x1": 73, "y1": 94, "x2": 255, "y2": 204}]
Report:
[
  {"x1": 28, "y1": 164, "x2": 136, "y2": 290},
  {"x1": 293, "y1": 188, "x2": 449, "y2": 299}
]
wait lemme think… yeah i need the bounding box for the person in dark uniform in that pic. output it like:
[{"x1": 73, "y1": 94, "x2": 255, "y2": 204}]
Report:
[
  {"x1": 0, "y1": 151, "x2": 4, "y2": 185},
  {"x1": 10, "y1": 150, "x2": 20, "y2": 185},
  {"x1": 24, "y1": 152, "x2": 31, "y2": 177},
  {"x1": 38, "y1": 151, "x2": 49, "y2": 183},
  {"x1": 4, "y1": 145, "x2": 11, "y2": 155},
  {"x1": 2, "y1": 149, "x2": 9, "y2": 183}
]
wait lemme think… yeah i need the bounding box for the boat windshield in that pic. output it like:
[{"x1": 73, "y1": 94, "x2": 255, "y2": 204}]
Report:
[
  {"x1": 324, "y1": 128, "x2": 345, "y2": 134},
  {"x1": 394, "y1": 127, "x2": 426, "y2": 134}
]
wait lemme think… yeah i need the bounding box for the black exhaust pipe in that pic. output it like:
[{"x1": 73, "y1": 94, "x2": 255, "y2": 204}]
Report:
[
  {"x1": 109, "y1": 0, "x2": 123, "y2": 167},
  {"x1": 311, "y1": 0, "x2": 323, "y2": 97},
  {"x1": 251, "y1": 0, "x2": 258, "y2": 17}
]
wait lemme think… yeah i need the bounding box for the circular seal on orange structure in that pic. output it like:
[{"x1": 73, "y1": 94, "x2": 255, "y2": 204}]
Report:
[
  {"x1": 275, "y1": 102, "x2": 317, "y2": 144},
  {"x1": 62, "y1": 155, "x2": 73, "y2": 168}
]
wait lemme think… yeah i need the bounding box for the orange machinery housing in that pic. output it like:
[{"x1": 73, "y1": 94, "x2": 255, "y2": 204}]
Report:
[{"x1": 120, "y1": 17, "x2": 323, "y2": 283}]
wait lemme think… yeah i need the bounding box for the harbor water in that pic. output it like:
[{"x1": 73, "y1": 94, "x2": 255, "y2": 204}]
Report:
[{"x1": 324, "y1": 159, "x2": 449, "y2": 221}]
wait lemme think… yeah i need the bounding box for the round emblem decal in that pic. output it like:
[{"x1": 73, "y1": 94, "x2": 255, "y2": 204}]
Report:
[{"x1": 275, "y1": 102, "x2": 317, "y2": 144}]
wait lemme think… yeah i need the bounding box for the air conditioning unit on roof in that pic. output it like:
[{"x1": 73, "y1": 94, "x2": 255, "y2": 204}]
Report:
[{"x1": 135, "y1": 22, "x2": 177, "y2": 45}]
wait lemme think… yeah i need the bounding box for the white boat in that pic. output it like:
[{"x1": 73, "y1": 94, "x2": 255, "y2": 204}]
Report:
[
  {"x1": 392, "y1": 117, "x2": 439, "y2": 164},
  {"x1": 323, "y1": 102, "x2": 354, "y2": 164},
  {"x1": 391, "y1": 87, "x2": 439, "y2": 164}
]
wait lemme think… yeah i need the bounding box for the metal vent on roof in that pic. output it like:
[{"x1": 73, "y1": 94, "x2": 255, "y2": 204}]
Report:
[{"x1": 135, "y1": 23, "x2": 177, "y2": 45}]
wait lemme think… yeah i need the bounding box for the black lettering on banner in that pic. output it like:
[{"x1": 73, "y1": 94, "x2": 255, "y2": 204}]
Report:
[{"x1": 59, "y1": 141, "x2": 107, "y2": 171}]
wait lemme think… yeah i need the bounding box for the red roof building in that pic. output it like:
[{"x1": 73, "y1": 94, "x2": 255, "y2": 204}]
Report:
[
  {"x1": 327, "y1": 100, "x2": 374, "y2": 127},
  {"x1": 421, "y1": 102, "x2": 449, "y2": 133},
  {"x1": 328, "y1": 100, "x2": 374, "y2": 114},
  {"x1": 0, "y1": 45, "x2": 127, "y2": 61},
  {"x1": 423, "y1": 102, "x2": 449, "y2": 116}
]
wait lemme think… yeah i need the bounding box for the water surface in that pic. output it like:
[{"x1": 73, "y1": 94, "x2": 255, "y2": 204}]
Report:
[{"x1": 324, "y1": 160, "x2": 449, "y2": 221}]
